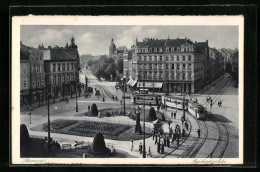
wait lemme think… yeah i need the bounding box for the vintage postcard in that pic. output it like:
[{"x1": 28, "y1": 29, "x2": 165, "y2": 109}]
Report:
[{"x1": 11, "y1": 15, "x2": 244, "y2": 165}]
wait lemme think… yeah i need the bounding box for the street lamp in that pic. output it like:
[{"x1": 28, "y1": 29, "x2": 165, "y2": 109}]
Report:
[
  {"x1": 75, "y1": 82, "x2": 78, "y2": 112},
  {"x1": 47, "y1": 91, "x2": 51, "y2": 152},
  {"x1": 142, "y1": 73, "x2": 146, "y2": 158}
]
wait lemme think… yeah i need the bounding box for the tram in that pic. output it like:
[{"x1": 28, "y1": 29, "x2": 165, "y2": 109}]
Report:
[
  {"x1": 161, "y1": 96, "x2": 188, "y2": 110},
  {"x1": 161, "y1": 95, "x2": 206, "y2": 119},
  {"x1": 187, "y1": 102, "x2": 207, "y2": 119},
  {"x1": 133, "y1": 93, "x2": 161, "y2": 105}
]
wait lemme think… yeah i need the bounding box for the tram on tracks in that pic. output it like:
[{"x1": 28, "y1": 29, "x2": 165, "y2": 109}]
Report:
[
  {"x1": 161, "y1": 95, "x2": 206, "y2": 119},
  {"x1": 161, "y1": 96, "x2": 188, "y2": 110},
  {"x1": 133, "y1": 93, "x2": 161, "y2": 105}
]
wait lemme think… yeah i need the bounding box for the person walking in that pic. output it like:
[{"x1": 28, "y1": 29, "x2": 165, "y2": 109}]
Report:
[
  {"x1": 171, "y1": 133, "x2": 175, "y2": 144},
  {"x1": 157, "y1": 141, "x2": 160, "y2": 153},
  {"x1": 130, "y1": 139, "x2": 134, "y2": 151},
  {"x1": 88, "y1": 105, "x2": 90, "y2": 112},
  {"x1": 210, "y1": 102, "x2": 213, "y2": 108},
  {"x1": 147, "y1": 147, "x2": 152, "y2": 157},
  {"x1": 139, "y1": 143, "x2": 143, "y2": 154},
  {"x1": 149, "y1": 102, "x2": 152, "y2": 107},
  {"x1": 166, "y1": 137, "x2": 170, "y2": 147},
  {"x1": 163, "y1": 135, "x2": 167, "y2": 146},
  {"x1": 210, "y1": 99, "x2": 213, "y2": 105},
  {"x1": 169, "y1": 127, "x2": 173, "y2": 138},
  {"x1": 197, "y1": 129, "x2": 201, "y2": 138},
  {"x1": 161, "y1": 143, "x2": 165, "y2": 153},
  {"x1": 171, "y1": 112, "x2": 173, "y2": 118},
  {"x1": 174, "y1": 111, "x2": 176, "y2": 119},
  {"x1": 155, "y1": 134, "x2": 158, "y2": 145},
  {"x1": 116, "y1": 96, "x2": 118, "y2": 101}
]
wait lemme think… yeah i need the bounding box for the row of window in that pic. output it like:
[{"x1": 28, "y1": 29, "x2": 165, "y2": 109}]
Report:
[
  {"x1": 138, "y1": 63, "x2": 192, "y2": 70},
  {"x1": 31, "y1": 54, "x2": 43, "y2": 60},
  {"x1": 139, "y1": 72, "x2": 192, "y2": 80},
  {"x1": 22, "y1": 65, "x2": 44, "y2": 74},
  {"x1": 52, "y1": 62, "x2": 77, "y2": 72},
  {"x1": 52, "y1": 74, "x2": 75, "y2": 84},
  {"x1": 23, "y1": 79, "x2": 45, "y2": 88},
  {"x1": 136, "y1": 46, "x2": 194, "y2": 53},
  {"x1": 138, "y1": 55, "x2": 192, "y2": 62}
]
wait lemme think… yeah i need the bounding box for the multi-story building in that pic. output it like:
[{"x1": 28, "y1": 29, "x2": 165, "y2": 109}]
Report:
[
  {"x1": 20, "y1": 49, "x2": 30, "y2": 105},
  {"x1": 127, "y1": 37, "x2": 206, "y2": 94},
  {"x1": 20, "y1": 42, "x2": 46, "y2": 106},
  {"x1": 39, "y1": 37, "x2": 79, "y2": 100}
]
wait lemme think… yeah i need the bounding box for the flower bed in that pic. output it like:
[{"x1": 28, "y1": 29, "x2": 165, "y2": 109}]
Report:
[
  {"x1": 50, "y1": 120, "x2": 78, "y2": 130},
  {"x1": 70, "y1": 122, "x2": 131, "y2": 136}
]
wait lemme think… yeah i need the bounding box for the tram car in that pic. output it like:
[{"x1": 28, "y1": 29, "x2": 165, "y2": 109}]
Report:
[
  {"x1": 133, "y1": 93, "x2": 161, "y2": 105},
  {"x1": 161, "y1": 96, "x2": 189, "y2": 110},
  {"x1": 187, "y1": 102, "x2": 206, "y2": 119}
]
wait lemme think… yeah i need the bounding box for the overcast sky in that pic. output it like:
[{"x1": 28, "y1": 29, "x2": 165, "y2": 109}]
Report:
[{"x1": 21, "y1": 25, "x2": 238, "y2": 56}]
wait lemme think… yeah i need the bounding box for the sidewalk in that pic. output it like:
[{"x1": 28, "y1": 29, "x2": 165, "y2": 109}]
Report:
[{"x1": 24, "y1": 106, "x2": 196, "y2": 158}]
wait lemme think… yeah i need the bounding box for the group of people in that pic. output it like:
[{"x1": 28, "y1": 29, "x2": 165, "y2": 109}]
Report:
[
  {"x1": 111, "y1": 95, "x2": 118, "y2": 101},
  {"x1": 207, "y1": 96, "x2": 223, "y2": 108},
  {"x1": 44, "y1": 136, "x2": 60, "y2": 149},
  {"x1": 170, "y1": 111, "x2": 177, "y2": 119}
]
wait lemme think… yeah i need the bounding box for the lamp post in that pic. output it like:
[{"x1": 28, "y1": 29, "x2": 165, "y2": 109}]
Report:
[
  {"x1": 47, "y1": 91, "x2": 51, "y2": 152},
  {"x1": 75, "y1": 82, "x2": 78, "y2": 112},
  {"x1": 142, "y1": 74, "x2": 146, "y2": 158}
]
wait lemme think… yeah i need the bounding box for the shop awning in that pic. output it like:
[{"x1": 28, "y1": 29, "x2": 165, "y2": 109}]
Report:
[
  {"x1": 138, "y1": 82, "x2": 163, "y2": 88},
  {"x1": 127, "y1": 79, "x2": 138, "y2": 87}
]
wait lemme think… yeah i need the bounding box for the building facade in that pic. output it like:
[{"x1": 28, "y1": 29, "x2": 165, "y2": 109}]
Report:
[
  {"x1": 40, "y1": 38, "x2": 79, "y2": 100},
  {"x1": 128, "y1": 37, "x2": 206, "y2": 94},
  {"x1": 20, "y1": 43, "x2": 46, "y2": 106}
]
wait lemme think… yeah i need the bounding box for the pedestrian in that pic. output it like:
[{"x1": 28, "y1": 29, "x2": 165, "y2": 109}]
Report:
[
  {"x1": 161, "y1": 144, "x2": 164, "y2": 153},
  {"x1": 116, "y1": 96, "x2": 118, "y2": 101},
  {"x1": 149, "y1": 102, "x2": 152, "y2": 107},
  {"x1": 210, "y1": 99, "x2": 213, "y2": 104},
  {"x1": 210, "y1": 102, "x2": 213, "y2": 108},
  {"x1": 157, "y1": 141, "x2": 160, "y2": 153},
  {"x1": 139, "y1": 143, "x2": 143, "y2": 154},
  {"x1": 169, "y1": 127, "x2": 173, "y2": 137},
  {"x1": 120, "y1": 100, "x2": 122, "y2": 104},
  {"x1": 171, "y1": 133, "x2": 175, "y2": 144},
  {"x1": 147, "y1": 147, "x2": 152, "y2": 157},
  {"x1": 218, "y1": 101, "x2": 220, "y2": 107},
  {"x1": 111, "y1": 146, "x2": 115, "y2": 155},
  {"x1": 130, "y1": 139, "x2": 134, "y2": 151},
  {"x1": 163, "y1": 135, "x2": 166, "y2": 146},
  {"x1": 103, "y1": 97, "x2": 105, "y2": 102},
  {"x1": 197, "y1": 129, "x2": 200, "y2": 138},
  {"x1": 171, "y1": 112, "x2": 173, "y2": 118},
  {"x1": 166, "y1": 137, "x2": 170, "y2": 147},
  {"x1": 174, "y1": 111, "x2": 176, "y2": 119},
  {"x1": 157, "y1": 106, "x2": 160, "y2": 111},
  {"x1": 155, "y1": 134, "x2": 157, "y2": 145},
  {"x1": 182, "y1": 129, "x2": 185, "y2": 137},
  {"x1": 168, "y1": 121, "x2": 171, "y2": 129},
  {"x1": 88, "y1": 105, "x2": 90, "y2": 112},
  {"x1": 220, "y1": 100, "x2": 222, "y2": 107},
  {"x1": 195, "y1": 98, "x2": 198, "y2": 103}
]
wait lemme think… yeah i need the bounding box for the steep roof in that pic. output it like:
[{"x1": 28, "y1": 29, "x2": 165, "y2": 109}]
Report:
[
  {"x1": 195, "y1": 42, "x2": 208, "y2": 48},
  {"x1": 137, "y1": 38, "x2": 194, "y2": 47},
  {"x1": 20, "y1": 50, "x2": 30, "y2": 60},
  {"x1": 50, "y1": 49, "x2": 78, "y2": 61}
]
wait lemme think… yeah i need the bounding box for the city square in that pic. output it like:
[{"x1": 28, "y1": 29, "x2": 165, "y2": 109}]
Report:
[{"x1": 19, "y1": 25, "x2": 239, "y2": 159}]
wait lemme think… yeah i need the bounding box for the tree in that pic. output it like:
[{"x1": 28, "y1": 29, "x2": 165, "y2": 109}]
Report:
[
  {"x1": 91, "y1": 103, "x2": 99, "y2": 116},
  {"x1": 92, "y1": 132, "x2": 107, "y2": 153},
  {"x1": 117, "y1": 59, "x2": 123, "y2": 74},
  {"x1": 87, "y1": 60, "x2": 93, "y2": 67},
  {"x1": 20, "y1": 124, "x2": 30, "y2": 145},
  {"x1": 148, "y1": 107, "x2": 157, "y2": 121}
]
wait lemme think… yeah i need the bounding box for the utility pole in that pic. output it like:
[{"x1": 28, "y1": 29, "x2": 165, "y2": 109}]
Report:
[
  {"x1": 47, "y1": 91, "x2": 51, "y2": 152},
  {"x1": 142, "y1": 73, "x2": 146, "y2": 158}
]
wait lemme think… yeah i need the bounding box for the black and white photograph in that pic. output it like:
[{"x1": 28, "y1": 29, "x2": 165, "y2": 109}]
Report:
[{"x1": 11, "y1": 16, "x2": 244, "y2": 165}]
